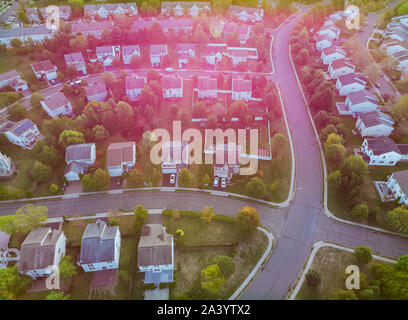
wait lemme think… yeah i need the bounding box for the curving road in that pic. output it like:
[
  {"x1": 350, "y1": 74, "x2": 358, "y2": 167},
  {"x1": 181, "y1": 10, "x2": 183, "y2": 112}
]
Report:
[{"x1": 0, "y1": 6, "x2": 407, "y2": 300}]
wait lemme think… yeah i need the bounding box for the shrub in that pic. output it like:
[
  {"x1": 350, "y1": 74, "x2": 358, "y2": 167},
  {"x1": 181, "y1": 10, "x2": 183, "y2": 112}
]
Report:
[{"x1": 354, "y1": 246, "x2": 372, "y2": 264}]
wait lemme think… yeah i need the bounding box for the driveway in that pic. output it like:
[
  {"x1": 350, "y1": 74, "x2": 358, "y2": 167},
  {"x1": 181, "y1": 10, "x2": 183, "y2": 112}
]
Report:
[{"x1": 64, "y1": 181, "x2": 83, "y2": 195}]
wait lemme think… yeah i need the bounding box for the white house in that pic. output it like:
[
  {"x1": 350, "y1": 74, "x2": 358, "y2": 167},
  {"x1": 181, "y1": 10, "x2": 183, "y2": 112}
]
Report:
[
  {"x1": 162, "y1": 76, "x2": 183, "y2": 99},
  {"x1": 31, "y1": 60, "x2": 58, "y2": 84},
  {"x1": 328, "y1": 58, "x2": 355, "y2": 79},
  {"x1": 381, "y1": 40, "x2": 408, "y2": 55},
  {"x1": 150, "y1": 44, "x2": 168, "y2": 67},
  {"x1": 125, "y1": 76, "x2": 146, "y2": 101},
  {"x1": 84, "y1": 82, "x2": 107, "y2": 102},
  {"x1": 122, "y1": 45, "x2": 140, "y2": 65},
  {"x1": 177, "y1": 43, "x2": 195, "y2": 68},
  {"x1": 198, "y1": 76, "x2": 217, "y2": 100},
  {"x1": 344, "y1": 90, "x2": 378, "y2": 115},
  {"x1": 161, "y1": 140, "x2": 189, "y2": 174},
  {"x1": 0, "y1": 119, "x2": 41, "y2": 150},
  {"x1": 78, "y1": 220, "x2": 121, "y2": 272},
  {"x1": 106, "y1": 141, "x2": 136, "y2": 177},
  {"x1": 161, "y1": 2, "x2": 211, "y2": 16},
  {"x1": 64, "y1": 143, "x2": 96, "y2": 181},
  {"x1": 84, "y1": 3, "x2": 138, "y2": 19},
  {"x1": 0, "y1": 26, "x2": 54, "y2": 47},
  {"x1": 228, "y1": 5, "x2": 264, "y2": 22},
  {"x1": 18, "y1": 228, "x2": 66, "y2": 280},
  {"x1": 0, "y1": 70, "x2": 28, "y2": 93},
  {"x1": 232, "y1": 78, "x2": 252, "y2": 101},
  {"x1": 321, "y1": 47, "x2": 346, "y2": 65},
  {"x1": 157, "y1": 18, "x2": 193, "y2": 33},
  {"x1": 204, "y1": 44, "x2": 227, "y2": 65},
  {"x1": 316, "y1": 35, "x2": 333, "y2": 51},
  {"x1": 396, "y1": 53, "x2": 408, "y2": 77},
  {"x1": 386, "y1": 170, "x2": 408, "y2": 205},
  {"x1": 336, "y1": 73, "x2": 366, "y2": 96},
  {"x1": 358, "y1": 136, "x2": 404, "y2": 166},
  {"x1": 318, "y1": 25, "x2": 341, "y2": 40},
  {"x1": 40, "y1": 5, "x2": 71, "y2": 20},
  {"x1": 138, "y1": 224, "x2": 174, "y2": 285},
  {"x1": 64, "y1": 52, "x2": 87, "y2": 75},
  {"x1": 96, "y1": 45, "x2": 121, "y2": 67},
  {"x1": 71, "y1": 22, "x2": 114, "y2": 39},
  {"x1": 356, "y1": 111, "x2": 394, "y2": 137},
  {"x1": 40, "y1": 92, "x2": 73, "y2": 118},
  {"x1": 225, "y1": 47, "x2": 258, "y2": 66},
  {"x1": 213, "y1": 143, "x2": 242, "y2": 181},
  {"x1": 25, "y1": 8, "x2": 41, "y2": 24}
]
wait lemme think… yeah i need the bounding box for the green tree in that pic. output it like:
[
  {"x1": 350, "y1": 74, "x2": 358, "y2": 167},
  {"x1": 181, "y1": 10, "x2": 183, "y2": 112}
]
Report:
[
  {"x1": 178, "y1": 168, "x2": 193, "y2": 187},
  {"x1": 201, "y1": 206, "x2": 215, "y2": 223},
  {"x1": 38, "y1": 145, "x2": 60, "y2": 167},
  {"x1": 201, "y1": 264, "x2": 225, "y2": 294},
  {"x1": 58, "y1": 130, "x2": 85, "y2": 148},
  {"x1": 30, "y1": 92, "x2": 43, "y2": 110},
  {"x1": 49, "y1": 184, "x2": 59, "y2": 194},
  {"x1": 335, "y1": 289, "x2": 358, "y2": 300},
  {"x1": 8, "y1": 103, "x2": 27, "y2": 121},
  {"x1": 245, "y1": 177, "x2": 265, "y2": 198},
  {"x1": 271, "y1": 133, "x2": 288, "y2": 157},
  {"x1": 93, "y1": 168, "x2": 110, "y2": 191},
  {"x1": 388, "y1": 206, "x2": 408, "y2": 233},
  {"x1": 201, "y1": 173, "x2": 210, "y2": 188},
  {"x1": 59, "y1": 255, "x2": 77, "y2": 281},
  {"x1": 396, "y1": 255, "x2": 408, "y2": 272},
  {"x1": 391, "y1": 95, "x2": 408, "y2": 122},
  {"x1": 134, "y1": 204, "x2": 148, "y2": 233},
  {"x1": 31, "y1": 161, "x2": 52, "y2": 182},
  {"x1": 14, "y1": 204, "x2": 48, "y2": 234},
  {"x1": 354, "y1": 246, "x2": 372, "y2": 264},
  {"x1": 127, "y1": 168, "x2": 145, "y2": 188},
  {"x1": 0, "y1": 266, "x2": 32, "y2": 299},
  {"x1": 306, "y1": 269, "x2": 321, "y2": 287},
  {"x1": 45, "y1": 292, "x2": 70, "y2": 300},
  {"x1": 235, "y1": 206, "x2": 260, "y2": 236},
  {"x1": 351, "y1": 203, "x2": 369, "y2": 219},
  {"x1": 92, "y1": 125, "x2": 109, "y2": 141},
  {"x1": 325, "y1": 143, "x2": 347, "y2": 168},
  {"x1": 150, "y1": 168, "x2": 161, "y2": 187},
  {"x1": 211, "y1": 255, "x2": 235, "y2": 279}
]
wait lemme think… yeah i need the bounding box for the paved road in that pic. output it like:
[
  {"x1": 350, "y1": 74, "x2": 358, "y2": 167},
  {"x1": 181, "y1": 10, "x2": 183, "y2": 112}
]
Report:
[{"x1": 0, "y1": 5, "x2": 407, "y2": 300}]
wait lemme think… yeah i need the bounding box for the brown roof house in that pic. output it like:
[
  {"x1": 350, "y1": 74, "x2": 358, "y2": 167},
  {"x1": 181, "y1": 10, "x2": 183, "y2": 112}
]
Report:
[
  {"x1": 64, "y1": 143, "x2": 96, "y2": 181},
  {"x1": 106, "y1": 141, "x2": 136, "y2": 177},
  {"x1": 197, "y1": 76, "x2": 217, "y2": 100},
  {"x1": 40, "y1": 92, "x2": 73, "y2": 118},
  {"x1": 31, "y1": 60, "x2": 58, "y2": 84},
  {"x1": 138, "y1": 224, "x2": 174, "y2": 286},
  {"x1": 18, "y1": 228, "x2": 66, "y2": 280},
  {"x1": 84, "y1": 82, "x2": 107, "y2": 102}
]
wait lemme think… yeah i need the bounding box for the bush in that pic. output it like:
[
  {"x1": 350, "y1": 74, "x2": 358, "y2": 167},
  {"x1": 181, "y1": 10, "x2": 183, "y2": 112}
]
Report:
[
  {"x1": 354, "y1": 246, "x2": 372, "y2": 264},
  {"x1": 351, "y1": 203, "x2": 369, "y2": 219},
  {"x1": 211, "y1": 255, "x2": 235, "y2": 278},
  {"x1": 306, "y1": 269, "x2": 321, "y2": 287},
  {"x1": 49, "y1": 184, "x2": 59, "y2": 194}
]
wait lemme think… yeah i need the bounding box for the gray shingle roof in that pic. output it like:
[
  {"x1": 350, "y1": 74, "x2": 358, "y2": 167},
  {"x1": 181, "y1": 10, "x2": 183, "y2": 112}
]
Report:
[
  {"x1": 393, "y1": 170, "x2": 408, "y2": 195},
  {"x1": 138, "y1": 224, "x2": 173, "y2": 267},
  {"x1": 65, "y1": 143, "x2": 95, "y2": 162},
  {"x1": 366, "y1": 136, "x2": 401, "y2": 155}
]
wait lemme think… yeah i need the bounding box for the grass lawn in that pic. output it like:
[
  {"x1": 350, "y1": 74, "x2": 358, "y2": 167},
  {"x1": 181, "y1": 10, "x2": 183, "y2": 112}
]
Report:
[{"x1": 296, "y1": 246, "x2": 391, "y2": 300}]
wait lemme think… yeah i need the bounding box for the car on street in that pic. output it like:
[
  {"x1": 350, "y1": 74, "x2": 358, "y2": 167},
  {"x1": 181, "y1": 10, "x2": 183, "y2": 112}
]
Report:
[
  {"x1": 375, "y1": 82, "x2": 380, "y2": 88},
  {"x1": 170, "y1": 174, "x2": 175, "y2": 184},
  {"x1": 221, "y1": 178, "x2": 226, "y2": 189},
  {"x1": 213, "y1": 177, "x2": 219, "y2": 188},
  {"x1": 165, "y1": 67, "x2": 175, "y2": 72}
]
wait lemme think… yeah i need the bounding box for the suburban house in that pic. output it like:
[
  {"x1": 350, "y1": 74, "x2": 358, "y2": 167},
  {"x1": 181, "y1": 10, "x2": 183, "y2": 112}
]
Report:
[
  {"x1": 64, "y1": 52, "x2": 87, "y2": 75},
  {"x1": 78, "y1": 220, "x2": 121, "y2": 272},
  {"x1": 40, "y1": 5, "x2": 71, "y2": 20},
  {"x1": 395, "y1": 52, "x2": 408, "y2": 77},
  {"x1": 122, "y1": 45, "x2": 140, "y2": 65},
  {"x1": 342, "y1": 90, "x2": 379, "y2": 115},
  {"x1": 0, "y1": 70, "x2": 28, "y2": 93},
  {"x1": 18, "y1": 228, "x2": 66, "y2": 280},
  {"x1": 223, "y1": 22, "x2": 252, "y2": 44},
  {"x1": 161, "y1": 2, "x2": 211, "y2": 16},
  {"x1": 26, "y1": 7, "x2": 41, "y2": 24},
  {"x1": 198, "y1": 76, "x2": 217, "y2": 100},
  {"x1": 0, "y1": 119, "x2": 41, "y2": 150},
  {"x1": 318, "y1": 25, "x2": 341, "y2": 40},
  {"x1": 232, "y1": 78, "x2": 252, "y2": 101},
  {"x1": 383, "y1": 170, "x2": 408, "y2": 205},
  {"x1": 161, "y1": 140, "x2": 189, "y2": 174},
  {"x1": 228, "y1": 6, "x2": 264, "y2": 22},
  {"x1": 138, "y1": 224, "x2": 174, "y2": 285},
  {"x1": 356, "y1": 111, "x2": 394, "y2": 137},
  {"x1": 71, "y1": 22, "x2": 114, "y2": 39},
  {"x1": 204, "y1": 44, "x2": 227, "y2": 65},
  {"x1": 316, "y1": 34, "x2": 333, "y2": 51},
  {"x1": 381, "y1": 39, "x2": 408, "y2": 56},
  {"x1": 357, "y1": 136, "x2": 408, "y2": 166},
  {"x1": 31, "y1": 60, "x2": 58, "y2": 83},
  {"x1": 177, "y1": 43, "x2": 195, "y2": 68},
  {"x1": 0, "y1": 26, "x2": 54, "y2": 47},
  {"x1": 106, "y1": 141, "x2": 136, "y2": 177},
  {"x1": 64, "y1": 143, "x2": 96, "y2": 181},
  {"x1": 225, "y1": 47, "x2": 258, "y2": 66},
  {"x1": 40, "y1": 92, "x2": 73, "y2": 118},
  {"x1": 132, "y1": 19, "x2": 154, "y2": 32},
  {"x1": 162, "y1": 76, "x2": 183, "y2": 99},
  {"x1": 328, "y1": 58, "x2": 356, "y2": 79},
  {"x1": 150, "y1": 44, "x2": 168, "y2": 67},
  {"x1": 213, "y1": 143, "x2": 242, "y2": 182},
  {"x1": 336, "y1": 73, "x2": 366, "y2": 96},
  {"x1": 84, "y1": 82, "x2": 107, "y2": 102},
  {"x1": 84, "y1": 3, "x2": 138, "y2": 19},
  {"x1": 125, "y1": 76, "x2": 146, "y2": 101},
  {"x1": 157, "y1": 18, "x2": 193, "y2": 33},
  {"x1": 96, "y1": 45, "x2": 121, "y2": 67},
  {"x1": 321, "y1": 46, "x2": 346, "y2": 65}
]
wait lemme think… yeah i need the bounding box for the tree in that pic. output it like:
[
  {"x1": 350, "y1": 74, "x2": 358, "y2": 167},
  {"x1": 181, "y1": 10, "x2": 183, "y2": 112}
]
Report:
[
  {"x1": 93, "y1": 169, "x2": 110, "y2": 191},
  {"x1": 306, "y1": 269, "x2": 321, "y2": 287},
  {"x1": 134, "y1": 204, "x2": 148, "y2": 233},
  {"x1": 201, "y1": 264, "x2": 225, "y2": 294},
  {"x1": 391, "y1": 95, "x2": 408, "y2": 122},
  {"x1": 354, "y1": 246, "x2": 372, "y2": 264},
  {"x1": 211, "y1": 255, "x2": 235, "y2": 279},
  {"x1": 92, "y1": 125, "x2": 109, "y2": 141},
  {"x1": 271, "y1": 133, "x2": 288, "y2": 157},
  {"x1": 100, "y1": 72, "x2": 116, "y2": 89},
  {"x1": 387, "y1": 206, "x2": 408, "y2": 234},
  {"x1": 212, "y1": 0, "x2": 231, "y2": 15},
  {"x1": 50, "y1": 183, "x2": 59, "y2": 194},
  {"x1": 325, "y1": 144, "x2": 346, "y2": 168},
  {"x1": 201, "y1": 206, "x2": 215, "y2": 223},
  {"x1": 150, "y1": 168, "x2": 161, "y2": 187},
  {"x1": 178, "y1": 168, "x2": 193, "y2": 187},
  {"x1": 235, "y1": 206, "x2": 260, "y2": 236},
  {"x1": 130, "y1": 55, "x2": 141, "y2": 69},
  {"x1": 45, "y1": 292, "x2": 70, "y2": 300},
  {"x1": 351, "y1": 203, "x2": 369, "y2": 219},
  {"x1": 336, "y1": 289, "x2": 358, "y2": 300},
  {"x1": 396, "y1": 255, "x2": 408, "y2": 272},
  {"x1": 295, "y1": 48, "x2": 309, "y2": 66},
  {"x1": 14, "y1": 204, "x2": 48, "y2": 234},
  {"x1": 58, "y1": 130, "x2": 85, "y2": 148},
  {"x1": 230, "y1": 100, "x2": 248, "y2": 118},
  {"x1": 31, "y1": 161, "x2": 52, "y2": 183},
  {"x1": 363, "y1": 64, "x2": 379, "y2": 83},
  {"x1": 245, "y1": 177, "x2": 265, "y2": 198},
  {"x1": 0, "y1": 266, "x2": 32, "y2": 299},
  {"x1": 38, "y1": 145, "x2": 60, "y2": 167},
  {"x1": 65, "y1": 65, "x2": 78, "y2": 80},
  {"x1": 8, "y1": 103, "x2": 27, "y2": 121},
  {"x1": 127, "y1": 168, "x2": 145, "y2": 188},
  {"x1": 59, "y1": 255, "x2": 77, "y2": 281},
  {"x1": 30, "y1": 92, "x2": 43, "y2": 110},
  {"x1": 201, "y1": 173, "x2": 210, "y2": 188}
]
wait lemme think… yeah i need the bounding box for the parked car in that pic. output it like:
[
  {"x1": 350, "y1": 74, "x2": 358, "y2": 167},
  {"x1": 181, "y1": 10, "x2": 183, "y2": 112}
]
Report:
[
  {"x1": 375, "y1": 82, "x2": 380, "y2": 88},
  {"x1": 170, "y1": 174, "x2": 175, "y2": 184},
  {"x1": 165, "y1": 67, "x2": 175, "y2": 72},
  {"x1": 221, "y1": 178, "x2": 226, "y2": 189},
  {"x1": 213, "y1": 177, "x2": 219, "y2": 188}
]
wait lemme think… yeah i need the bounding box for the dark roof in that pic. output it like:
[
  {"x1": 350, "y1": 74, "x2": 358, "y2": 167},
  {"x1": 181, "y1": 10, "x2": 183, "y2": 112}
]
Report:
[
  {"x1": 347, "y1": 90, "x2": 377, "y2": 105},
  {"x1": 71, "y1": 21, "x2": 114, "y2": 33},
  {"x1": 64, "y1": 161, "x2": 87, "y2": 175},
  {"x1": 10, "y1": 119, "x2": 35, "y2": 136},
  {"x1": 41, "y1": 92, "x2": 70, "y2": 111},
  {"x1": 338, "y1": 73, "x2": 366, "y2": 86},
  {"x1": 80, "y1": 220, "x2": 120, "y2": 265},
  {"x1": 0, "y1": 26, "x2": 52, "y2": 38},
  {"x1": 0, "y1": 70, "x2": 19, "y2": 83},
  {"x1": 198, "y1": 76, "x2": 217, "y2": 91},
  {"x1": 359, "y1": 111, "x2": 394, "y2": 128},
  {"x1": 330, "y1": 58, "x2": 355, "y2": 70},
  {"x1": 163, "y1": 76, "x2": 182, "y2": 89},
  {"x1": 366, "y1": 136, "x2": 401, "y2": 155},
  {"x1": 31, "y1": 60, "x2": 56, "y2": 73},
  {"x1": 64, "y1": 52, "x2": 85, "y2": 64},
  {"x1": 393, "y1": 170, "x2": 408, "y2": 195},
  {"x1": 65, "y1": 143, "x2": 95, "y2": 162},
  {"x1": 84, "y1": 82, "x2": 107, "y2": 97},
  {"x1": 106, "y1": 141, "x2": 135, "y2": 167},
  {"x1": 232, "y1": 78, "x2": 252, "y2": 92},
  {"x1": 138, "y1": 224, "x2": 172, "y2": 267},
  {"x1": 125, "y1": 76, "x2": 145, "y2": 90}
]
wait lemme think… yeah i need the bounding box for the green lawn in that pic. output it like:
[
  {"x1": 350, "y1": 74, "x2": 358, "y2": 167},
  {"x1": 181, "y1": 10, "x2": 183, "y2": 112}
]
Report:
[{"x1": 296, "y1": 246, "x2": 391, "y2": 300}]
